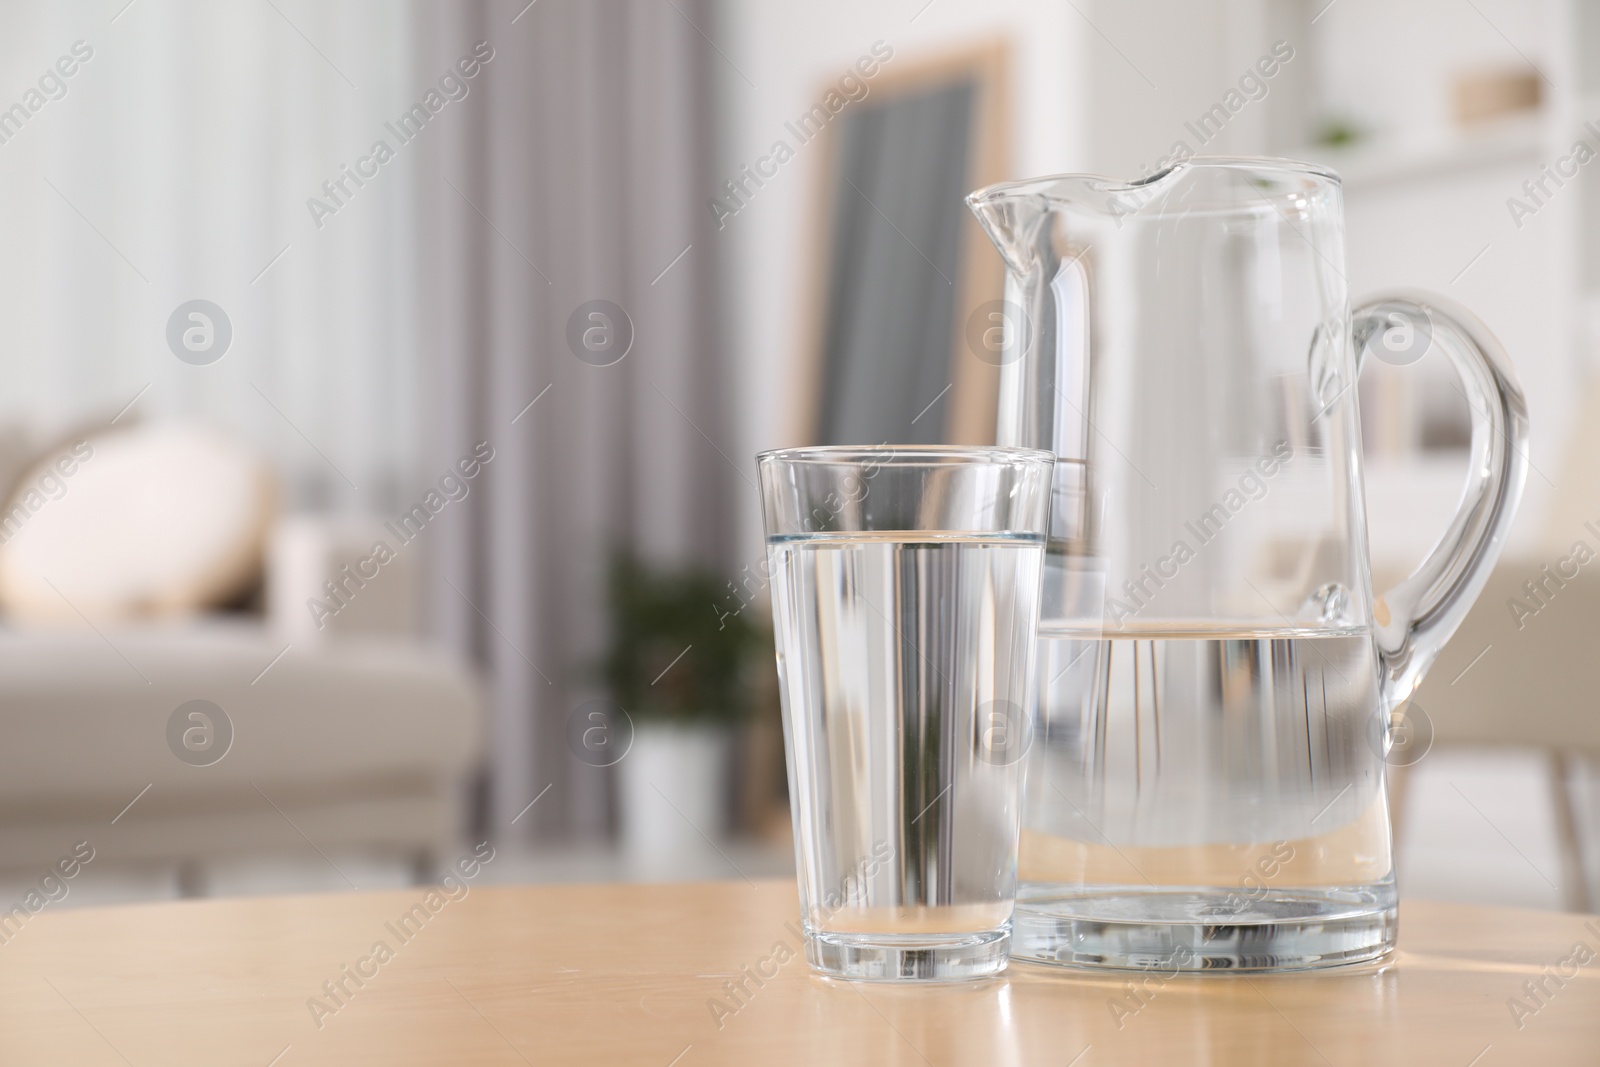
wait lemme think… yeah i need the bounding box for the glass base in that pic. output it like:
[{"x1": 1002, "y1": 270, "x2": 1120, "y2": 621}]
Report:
[
  {"x1": 1011, "y1": 884, "x2": 1397, "y2": 972},
  {"x1": 806, "y1": 927, "x2": 1011, "y2": 981}
]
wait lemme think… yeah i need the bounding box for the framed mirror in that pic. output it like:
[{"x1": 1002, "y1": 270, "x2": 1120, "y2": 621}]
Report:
[{"x1": 798, "y1": 43, "x2": 1011, "y2": 447}]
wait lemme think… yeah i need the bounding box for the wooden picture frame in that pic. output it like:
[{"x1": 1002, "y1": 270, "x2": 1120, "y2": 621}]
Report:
[{"x1": 793, "y1": 41, "x2": 1012, "y2": 447}]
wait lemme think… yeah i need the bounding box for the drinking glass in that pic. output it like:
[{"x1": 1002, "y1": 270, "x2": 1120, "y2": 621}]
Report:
[{"x1": 758, "y1": 445, "x2": 1054, "y2": 980}]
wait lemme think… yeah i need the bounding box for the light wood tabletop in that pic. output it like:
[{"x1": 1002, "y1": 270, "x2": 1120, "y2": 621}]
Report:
[{"x1": 2, "y1": 877, "x2": 1598, "y2": 1065}]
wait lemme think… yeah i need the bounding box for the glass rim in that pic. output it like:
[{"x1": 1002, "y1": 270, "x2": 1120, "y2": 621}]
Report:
[{"x1": 756, "y1": 444, "x2": 1055, "y2": 467}]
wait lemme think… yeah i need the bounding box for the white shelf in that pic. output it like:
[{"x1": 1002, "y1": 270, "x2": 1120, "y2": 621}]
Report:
[{"x1": 1287, "y1": 112, "x2": 1545, "y2": 191}]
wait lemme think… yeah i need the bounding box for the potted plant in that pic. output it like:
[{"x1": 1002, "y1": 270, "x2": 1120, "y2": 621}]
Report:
[{"x1": 600, "y1": 552, "x2": 763, "y2": 864}]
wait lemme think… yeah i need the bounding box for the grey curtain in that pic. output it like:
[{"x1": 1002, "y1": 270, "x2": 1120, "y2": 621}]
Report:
[{"x1": 416, "y1": 0, "x2": 732, "y2": 840}]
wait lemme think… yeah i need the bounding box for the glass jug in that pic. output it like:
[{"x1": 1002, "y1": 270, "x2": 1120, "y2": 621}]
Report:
[{"x1": 966, "y1": 157, "x2": 1528, "y2": 970}]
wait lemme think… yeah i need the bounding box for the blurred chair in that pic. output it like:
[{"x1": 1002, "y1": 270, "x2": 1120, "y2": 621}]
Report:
[
  {"x1": 1407, "y1": 563, "x2": 1600, "y2": 911},
  {"x1": 1405, "y1": 383, "x2": 1600, "y2": 911}
]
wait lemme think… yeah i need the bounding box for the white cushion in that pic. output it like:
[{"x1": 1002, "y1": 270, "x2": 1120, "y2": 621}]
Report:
[{"x1": 0, "y1": 423, "x2": 275, "y2": 623}]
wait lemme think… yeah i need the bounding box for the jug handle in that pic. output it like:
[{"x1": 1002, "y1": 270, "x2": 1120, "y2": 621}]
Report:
[{"x1": 1351, "y1": 290, "x2": 1530, "y2": 713}]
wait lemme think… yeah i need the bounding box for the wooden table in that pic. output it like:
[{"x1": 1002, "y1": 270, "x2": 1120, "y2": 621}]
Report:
[{"x1": 3, "y1": 879, "x2": 1598, "y2": 1065}]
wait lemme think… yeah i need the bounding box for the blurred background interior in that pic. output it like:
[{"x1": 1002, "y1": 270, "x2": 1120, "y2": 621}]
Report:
[{"x1": 0, "y1": 0, "x2": 1597, "y2": 913}]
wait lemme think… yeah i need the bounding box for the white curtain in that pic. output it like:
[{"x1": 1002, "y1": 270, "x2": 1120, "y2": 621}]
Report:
[{"x1": 0, "y1": 0, "x2": 422, "y2": 509}]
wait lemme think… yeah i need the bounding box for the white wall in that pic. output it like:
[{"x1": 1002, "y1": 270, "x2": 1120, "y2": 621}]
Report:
[
  {"x1": 714, "y1": 0, "x2": 1089, "y2": 554},
  {"x1": 1077, "y1": 0, "x2": 1317, "y2": 176}
]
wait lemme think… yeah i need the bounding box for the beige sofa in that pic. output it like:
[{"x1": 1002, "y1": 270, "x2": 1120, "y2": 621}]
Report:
[{"x1": 0, "y1": 516, "x2": 483, "y2": 880}]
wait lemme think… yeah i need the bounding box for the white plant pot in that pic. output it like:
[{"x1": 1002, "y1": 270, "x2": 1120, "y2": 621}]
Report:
[{"x1": 620, "y1": 722, "x2": 731, "y2": 864}]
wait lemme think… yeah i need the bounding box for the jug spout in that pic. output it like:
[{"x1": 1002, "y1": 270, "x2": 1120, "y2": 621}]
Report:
[
  {"x1": 967, "y1": 172, "x2": 1131, "y2": 272},
  {"x1": 965, "y1": 188, "x2": 1038, "y2": 276},
  {"x1": 967, "y1": 170, "x2": 1153, "y2": 273}
]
